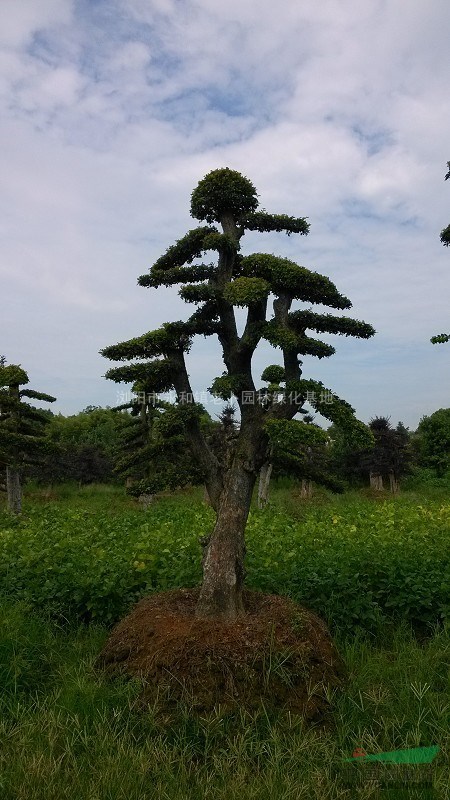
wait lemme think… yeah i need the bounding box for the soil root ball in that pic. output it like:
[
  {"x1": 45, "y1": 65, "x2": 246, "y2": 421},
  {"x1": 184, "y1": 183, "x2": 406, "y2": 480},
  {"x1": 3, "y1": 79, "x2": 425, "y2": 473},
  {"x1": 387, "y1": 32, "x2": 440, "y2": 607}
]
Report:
[{"x1": 95, "y1": 589, "x2": 345, "y2": 718}]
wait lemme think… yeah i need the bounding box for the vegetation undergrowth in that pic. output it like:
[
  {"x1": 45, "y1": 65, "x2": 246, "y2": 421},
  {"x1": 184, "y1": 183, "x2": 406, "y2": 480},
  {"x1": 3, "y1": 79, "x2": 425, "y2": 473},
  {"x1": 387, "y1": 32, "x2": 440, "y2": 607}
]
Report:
[
  {"x1": 0, "y1": 485, "x2": 448, "y2": 797},
  {"x1": 0, "y1": 485, "x2": 448, "y2": 634}
]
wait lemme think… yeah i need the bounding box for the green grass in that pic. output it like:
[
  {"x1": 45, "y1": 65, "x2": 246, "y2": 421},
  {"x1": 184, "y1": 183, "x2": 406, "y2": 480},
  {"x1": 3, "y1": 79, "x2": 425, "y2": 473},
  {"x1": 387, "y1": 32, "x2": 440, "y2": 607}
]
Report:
[
  {"x1": 0, "y1": 599, "x2": 448, "y2": 799},
  {"x1": 0, "y1": 484, "x2": 449, "y2": 797}
]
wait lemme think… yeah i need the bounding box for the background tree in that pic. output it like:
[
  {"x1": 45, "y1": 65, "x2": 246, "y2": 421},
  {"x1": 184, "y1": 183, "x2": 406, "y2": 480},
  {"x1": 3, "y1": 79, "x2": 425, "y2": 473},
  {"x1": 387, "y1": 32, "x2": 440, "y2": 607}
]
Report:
[
  {"x1": 112, "y1": 377, "x2": 211, "y2": 497},
  {"x1": 431, "y1": 161, "x2": 450, "y2": 344},
  {"x1": 256, "y1": 367, "x2": 342, "y2": 507},
  {"x1": 31, "y1": 406, "x2": 130, "y2": 486},
  {"x1": 112, "y1": 381, "x2": 169, "y2": 492},
  {"x1": 360, "y1": 416, "x2": 412, "y2": 492},
  {"x1": 328, "y1": 421, "x2": 369, "y2": 486},
  {"x1": 416, "y1": 408, "x2": 450, "y2": 477},
  {"x1": 102, "y1": 167, "x2": 375, "y2": 620},
  {"x1": 0, "y1": 362, "x2": 56, "y2": 514}
]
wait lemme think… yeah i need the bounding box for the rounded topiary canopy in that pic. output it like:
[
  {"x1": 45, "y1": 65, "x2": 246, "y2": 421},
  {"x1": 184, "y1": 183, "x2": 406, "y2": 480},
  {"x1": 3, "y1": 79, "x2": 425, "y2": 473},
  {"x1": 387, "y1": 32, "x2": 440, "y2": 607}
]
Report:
[
  {"x1": 190, "y1": 167, "x2": 258, "y2": 223},
  {"x1": 0, "y1": 365, "x2": 29, "y2": 387},
  {"x1": 261, "y1": 365, "x2": 286, "y2": 384}
]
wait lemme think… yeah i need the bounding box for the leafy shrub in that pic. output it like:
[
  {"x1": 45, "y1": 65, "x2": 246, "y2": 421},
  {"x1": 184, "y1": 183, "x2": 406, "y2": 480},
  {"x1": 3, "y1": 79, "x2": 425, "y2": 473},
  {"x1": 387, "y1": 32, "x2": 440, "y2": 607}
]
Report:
[{"x1": 0, "y1": 494, "x2": 448, "y2": 633}]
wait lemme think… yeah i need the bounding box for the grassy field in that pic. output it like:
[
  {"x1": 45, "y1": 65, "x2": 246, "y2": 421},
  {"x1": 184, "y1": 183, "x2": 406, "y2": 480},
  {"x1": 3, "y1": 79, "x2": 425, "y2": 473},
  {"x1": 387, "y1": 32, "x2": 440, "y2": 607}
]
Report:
[{"x1": 0, "y1": 482, "x2": 449, "y2": 798}]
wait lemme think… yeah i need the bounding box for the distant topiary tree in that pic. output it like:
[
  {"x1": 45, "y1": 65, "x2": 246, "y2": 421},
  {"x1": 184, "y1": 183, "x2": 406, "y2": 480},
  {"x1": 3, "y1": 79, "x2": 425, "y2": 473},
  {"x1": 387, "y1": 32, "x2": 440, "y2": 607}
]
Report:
[
  {"x1": 431, "y1": 162, "x2": 450, "y2": 344},
  {"x1": 361, "y1": 416, "x2": 412, "y2": 492},
  {"x1": 112, "y1": 380, "x2": 170, "y2": 493},
  {"x1": 112, "y1": 377, "x2": 209, "y2": 498},
  {"x1": 0, "y1": 361, "x2": 55, "y2": 514},
  {"x1": 102, "y1": 167, "x2": 374, "y2": 620}
]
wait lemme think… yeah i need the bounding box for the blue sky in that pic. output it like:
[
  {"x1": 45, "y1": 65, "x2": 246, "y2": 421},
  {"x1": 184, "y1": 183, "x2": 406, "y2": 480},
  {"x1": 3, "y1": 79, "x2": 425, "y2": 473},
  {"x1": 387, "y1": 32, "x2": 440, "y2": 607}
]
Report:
[{"x1": 1, "y1": 0, "x2": 449, "y2": 428}]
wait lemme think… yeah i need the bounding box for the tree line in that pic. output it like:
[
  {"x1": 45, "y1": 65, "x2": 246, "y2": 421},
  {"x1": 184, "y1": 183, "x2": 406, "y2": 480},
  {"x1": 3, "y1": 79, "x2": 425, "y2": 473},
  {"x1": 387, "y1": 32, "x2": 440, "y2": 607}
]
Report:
[{"x1": 2, "y1": 357, "x2": 450, "y2": 509}]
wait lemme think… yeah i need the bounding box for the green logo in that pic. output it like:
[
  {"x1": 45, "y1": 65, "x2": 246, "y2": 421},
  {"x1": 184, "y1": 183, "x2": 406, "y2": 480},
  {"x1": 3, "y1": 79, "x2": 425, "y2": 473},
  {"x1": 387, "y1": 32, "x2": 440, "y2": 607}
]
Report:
[{"x1": 344, "y1": 746, "x2": 439, "y2": 764}]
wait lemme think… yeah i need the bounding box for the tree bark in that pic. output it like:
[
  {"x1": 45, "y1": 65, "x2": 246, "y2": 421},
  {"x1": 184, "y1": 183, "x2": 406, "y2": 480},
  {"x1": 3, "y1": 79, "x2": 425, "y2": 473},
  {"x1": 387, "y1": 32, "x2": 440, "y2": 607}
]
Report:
[
  {"x1": 6, "y1": 467, "x2": 22, "y2": 515},
  {"x1": 300, "y1": 479, "x2": 313, "y2": 498},
  {"x1": 389, "y1": 471, "x2": 399, "y2": 493},
  {"x1": 203, "y1": 485, "x2": 211, "y2": 505},
  {"x1": 196, "y1": 460, "x2": 256, "y2": 621},
  {"x1": 257, "y1": 462, "x2": 272, "y2": 509},
  {"x1": 369, "y1": 471, "x2": 383, "y2": 490},
  {"x1": 138, "y1": 493, "x2": 154, "y2": 509}
]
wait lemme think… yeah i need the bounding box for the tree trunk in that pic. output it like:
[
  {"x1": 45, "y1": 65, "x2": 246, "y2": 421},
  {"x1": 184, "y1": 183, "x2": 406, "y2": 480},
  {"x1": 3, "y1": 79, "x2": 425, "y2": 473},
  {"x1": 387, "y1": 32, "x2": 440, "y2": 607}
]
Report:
[
  {"x1": 257, "y1": 462, "x2": 272, "y2": 509},
  {"x1": 203, "y1": 485, "x2": 211, "y2": 505},
  {"x1": 138, "y1": 493, "x2": 154, "y2": 509},
  {"x1": 389, "y1": 471, "x2": 399, "y2": 493},
  {"x1": 6, "y1": 467, "x2": 22, "y2": 515},
  {"x1": 369, "y1": 471, "x2": 383, "y2": 490},
  {"x1": 300, "y1": 479, "x2": 313, "y2": 498},
  {"x1": 196, "y1": 461, "x2": 256, "y2": 621}
]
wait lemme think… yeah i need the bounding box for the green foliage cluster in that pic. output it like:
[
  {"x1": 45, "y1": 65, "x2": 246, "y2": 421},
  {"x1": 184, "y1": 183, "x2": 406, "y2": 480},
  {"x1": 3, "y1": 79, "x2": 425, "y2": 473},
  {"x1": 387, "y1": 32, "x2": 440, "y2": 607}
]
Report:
[
  {"x1": 285, "y1": 379, "x2": 373, "y2": 451},
  {"x1": 147, "y1": 227, "x2": 217, "y2": 272},
  {"x1": 265, "y1": 417, "x2": 342, "y2": 492},
  {"x1": 402, "y1": 466, "x2": 450, "y2": 490},
  {"x1": 361, "y1": 417, "x2": 413, "y2": 483},
  {"x1": 0, "y1": 493, "x2": 447, "y2": 633},
  {"x1": 0, "y1": 365, "x2": 29, "y2": 387},
  {"x1": 430, "y1": 333, "x2": 450, "y2": 344},
  {"x1": 0, "y1": 363, "x2": 56, "y2": 494},
  {"x1": 102, "y1": 323, "x2": 192, "y2": 362},
  {"x1": 29, "y1": 407, "x2": 130, "y2": 485},
  {"x1": 111, "y1": 374, "x2": 213, "y2": 495},
  {"x1": 417, "y1": 408, "x2": 450, "y2": 477},
  {"x1": 190, "y1": 167, "x2": 258, "y2": 223},
  {"x1": 119, "y1": 403, "x2": 208, "y2": 496},
  {"x1": 104, "y1": 358, "x2": 175, "y2": 391},
  {"x1": 241, "y1": 253, "x2": 352, "y2": 307},
  {"x1": 244, "y1": 210, "x2": 310, "y2": 235},
  {"x1": 440, "y1": 225, "x2": 450, "y2": 246},
  {"x1": 223, "y1": 276, "x2": 270, "y2": 306}
]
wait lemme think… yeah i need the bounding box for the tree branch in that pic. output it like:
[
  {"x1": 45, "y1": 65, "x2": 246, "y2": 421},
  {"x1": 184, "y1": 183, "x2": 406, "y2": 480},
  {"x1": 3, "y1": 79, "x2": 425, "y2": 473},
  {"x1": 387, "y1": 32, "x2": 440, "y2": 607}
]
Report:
[{"x1": 170, "y1": 350, "x2": 223, "y2": 510}]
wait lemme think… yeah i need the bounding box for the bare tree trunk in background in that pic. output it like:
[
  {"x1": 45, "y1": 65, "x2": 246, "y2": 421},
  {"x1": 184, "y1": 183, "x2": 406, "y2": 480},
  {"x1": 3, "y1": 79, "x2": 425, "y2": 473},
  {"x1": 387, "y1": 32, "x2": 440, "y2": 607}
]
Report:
[
  {"x1": 257, "y1": 461, "x2": 273, "y2": 509},
  {"x1": 138, "y1": 493, "x2": 154, "y2": 509},
  {"x1": 203, "y1": 485, "x2": 211, "y2": 505},
  {"x1": 389, "y1": 471, "x2": 399, "y2": 493},
  {"x1": 300, "y1": 479, "x2": 313, "y2": 498},
  {"x1": 369, "y1": 471, "x2": 383, "y2": 490},
  {"x1": 6, "y1": 466, "x2": 22, "y2": 515}
]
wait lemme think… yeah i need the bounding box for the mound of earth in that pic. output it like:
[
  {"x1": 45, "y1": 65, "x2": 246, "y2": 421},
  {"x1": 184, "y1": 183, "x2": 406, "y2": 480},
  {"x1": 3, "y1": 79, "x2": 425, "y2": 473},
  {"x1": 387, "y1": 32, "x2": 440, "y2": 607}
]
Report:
[{"x1": 95, "y1": 589, "x2": 345, "y2": 719}]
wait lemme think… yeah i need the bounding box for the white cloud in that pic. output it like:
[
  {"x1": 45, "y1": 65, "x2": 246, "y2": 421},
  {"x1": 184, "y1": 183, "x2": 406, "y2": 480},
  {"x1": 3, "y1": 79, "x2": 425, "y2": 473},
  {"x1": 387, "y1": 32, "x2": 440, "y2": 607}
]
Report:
[
  {"x1": 0, "y1": 0, "x2": 449, "y2": 425},
  {"x1": 0, "y1": 0, "x2": 73, "y2": 48}
]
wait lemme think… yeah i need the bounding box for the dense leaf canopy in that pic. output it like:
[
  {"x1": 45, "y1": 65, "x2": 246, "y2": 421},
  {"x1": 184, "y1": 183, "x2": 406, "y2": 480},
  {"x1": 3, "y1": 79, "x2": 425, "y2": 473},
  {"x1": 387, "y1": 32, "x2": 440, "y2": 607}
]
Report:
[
  {"x1": 102, "y1": 167, "x2": 375, "y2": 499},
  {"x1": 0, "y1": 363, "x2": 56, "y2": 473}
]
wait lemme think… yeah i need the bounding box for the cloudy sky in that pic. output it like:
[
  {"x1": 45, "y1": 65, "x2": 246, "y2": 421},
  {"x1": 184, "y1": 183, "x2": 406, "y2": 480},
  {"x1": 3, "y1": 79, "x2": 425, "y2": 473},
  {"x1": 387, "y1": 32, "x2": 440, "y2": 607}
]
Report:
[{"x1": 1, "y1": 0, "x2": 449, "y2": 429}]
